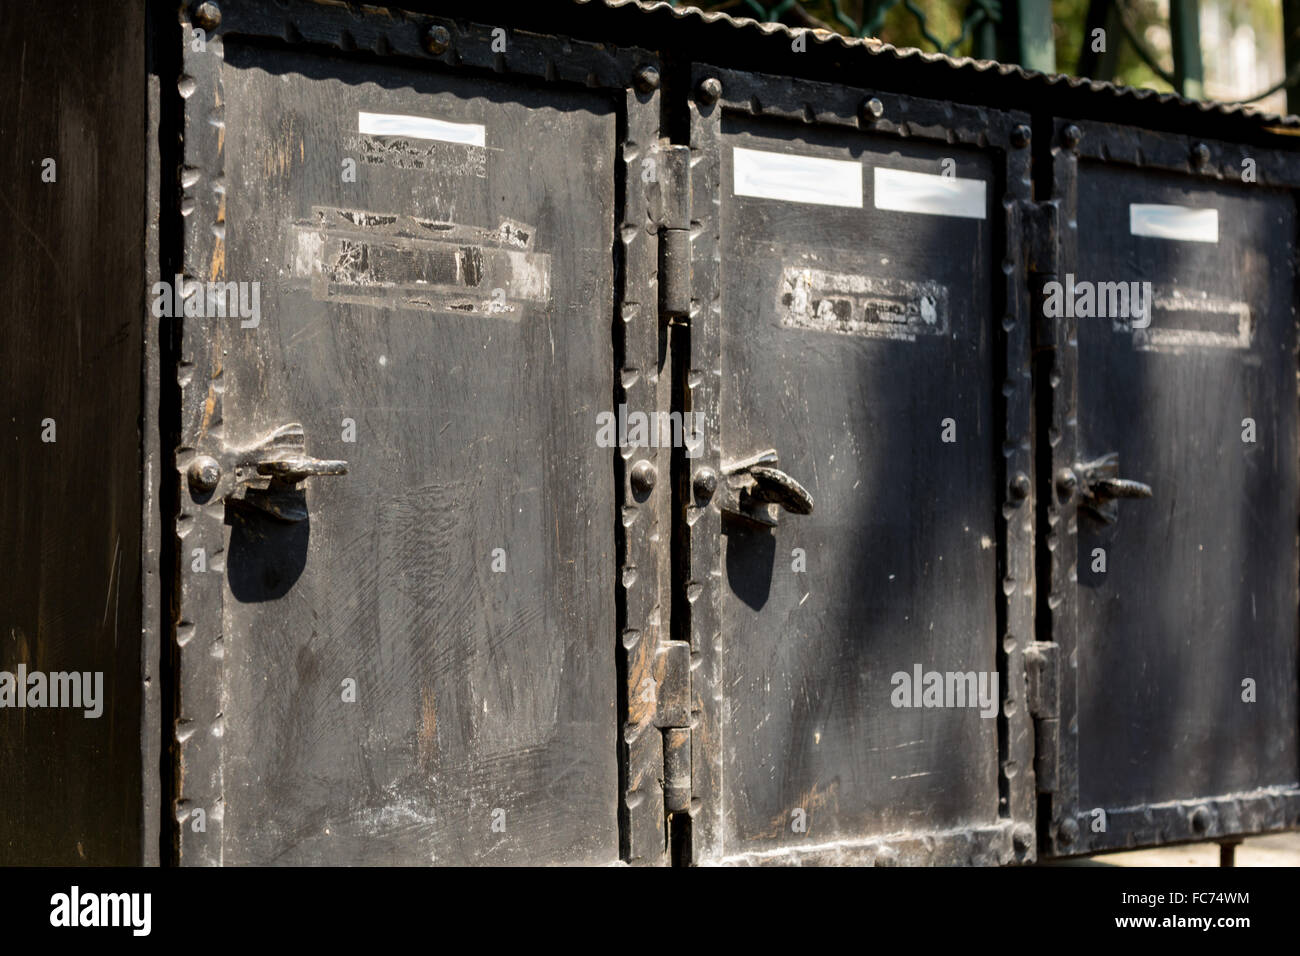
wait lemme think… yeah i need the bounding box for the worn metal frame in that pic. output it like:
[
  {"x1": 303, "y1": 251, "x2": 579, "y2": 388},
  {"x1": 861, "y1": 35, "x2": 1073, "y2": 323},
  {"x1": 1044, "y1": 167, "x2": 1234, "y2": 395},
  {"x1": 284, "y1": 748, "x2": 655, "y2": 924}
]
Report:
[
  {"x1": 1040, "y1": 116, "x2": 1300, "y2": 857},
  {"x1": 683, "y1": 64, "x2": 1037, "y2": 865},
  {"x1": 169, "y1": 0, "x2": 672, "y2": 865}
]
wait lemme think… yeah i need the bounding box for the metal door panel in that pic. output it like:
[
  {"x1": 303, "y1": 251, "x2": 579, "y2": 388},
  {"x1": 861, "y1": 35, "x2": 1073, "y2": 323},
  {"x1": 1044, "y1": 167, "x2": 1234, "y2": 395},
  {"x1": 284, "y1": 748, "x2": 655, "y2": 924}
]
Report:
[
  {"x1": 1042, "y1": 120, "x2": 1300, "y2": 855},
  {"x1": 685, "y1": 69, "x2": 1037, "y2": 865},
  {"x1": 172, "y1": 5, "x2": 652, "y2": 865}
]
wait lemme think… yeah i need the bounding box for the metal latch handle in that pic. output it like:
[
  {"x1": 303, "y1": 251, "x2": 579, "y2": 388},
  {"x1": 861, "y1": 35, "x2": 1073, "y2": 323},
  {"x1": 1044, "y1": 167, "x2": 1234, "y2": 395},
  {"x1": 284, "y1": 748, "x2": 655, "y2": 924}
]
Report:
[
  {"x1": 1090, "y1": 477, "x2": 1153, "y2": 500},
  {"x1": 1073, "y1": 452, "x2": 1152, "y2": 524},
  {"x1": 256, "y1": 454, "x2": 349, "y2": 483},
  {"x1": 242, "y1": 423, "x2": 349, "y2": 484},
  {"x1": 719, "y1": 449, "x2": 814, "y2": 527},
  {"x1": 188, "y1": 422, "x2": 348, "y2": 523},
  {"x1": 746, "y1": 465, "x2": 814, "y2": 516}
]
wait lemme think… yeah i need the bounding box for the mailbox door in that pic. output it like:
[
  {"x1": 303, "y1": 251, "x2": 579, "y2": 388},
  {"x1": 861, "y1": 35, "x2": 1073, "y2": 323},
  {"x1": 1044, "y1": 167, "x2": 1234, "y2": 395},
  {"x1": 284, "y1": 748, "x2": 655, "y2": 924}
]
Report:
[
  {"x1": 683, "y1": 69, "x2": 1038, "y2": 865},
  {"x1": 171, "y1": 5, "x2": 660, "y2": 865},
  {"x1": 1041, "y1": 120, "x2": 1300, "y2": 856}
]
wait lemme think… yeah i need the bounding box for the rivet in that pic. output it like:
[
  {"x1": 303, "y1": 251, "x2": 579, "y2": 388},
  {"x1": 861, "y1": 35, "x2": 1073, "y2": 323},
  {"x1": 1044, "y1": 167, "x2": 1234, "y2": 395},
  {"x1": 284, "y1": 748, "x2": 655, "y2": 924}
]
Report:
[
  {"x1": 859, "y1": 96, "x2": 884, "y2": 123},
  {"x1": 1011, "y1": 124, "x2": 1031, "y2": 149},
  {"x1": 193, "y1": 1, "x2": 221, "y2": 30},
  {"x1": 423, "y1": 24, "x2": 451, "y2": 55},
  {"x1": 634, "y1": 64, "x2": 660, "y2": 93},
  {"x1": 1062, "y1": 124, "x2": 1082, "y2": 149},
  {"x1": 693, "y1": 467, "x2": 718, "y2": 501},
  {"x1": 1055, "y1": 467, "x2": 1077, "y2": 498},
  {"x1": 630, "y1": 459, "x2": 656, "y2": 496},
  {"x1": 1192, "y1": 142, "x2": 1211, "y2": 168},
  {"x1": 1013, "y1": 823, "x2": 1034, "y2": 853},
  {"x1": 1010, "y1": 472, "x2": 1031, "y2": 502},
  {"x1": 1191, "y1": 805, "x2": 1212, "y2": 833},
  {"x1": 697, "y1": 77, "x2": 722, "y2": 106},
  {"x1": 1056, "y1": 817, "x2": 1079, "y2": 846},
  {"x1": 188, "y1": 455, "x2": 221, "y2": 494}
]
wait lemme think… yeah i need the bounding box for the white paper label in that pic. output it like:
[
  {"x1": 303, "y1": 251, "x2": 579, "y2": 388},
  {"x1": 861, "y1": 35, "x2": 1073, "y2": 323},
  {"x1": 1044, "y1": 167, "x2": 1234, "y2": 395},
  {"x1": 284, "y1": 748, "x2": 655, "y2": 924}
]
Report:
[
  {"x1": 873, "y1": 167, "x2": 987, "y2": 220},
  {"x1": 1129, "y1": 204, "x2": 1219, "y2": 243},
  {"x1": 358, "y1": 112, "x2": 486, "y2": 147},
  {"x1": 732, "y1": 147, "x2": 863, "y2": 208}
]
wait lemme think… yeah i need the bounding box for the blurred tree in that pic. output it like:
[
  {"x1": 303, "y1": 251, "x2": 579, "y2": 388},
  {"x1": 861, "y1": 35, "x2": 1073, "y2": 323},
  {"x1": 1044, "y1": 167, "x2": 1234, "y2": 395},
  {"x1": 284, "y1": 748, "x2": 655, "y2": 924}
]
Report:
[{"x1": 673, "y1": 0, "x2": 1287, "y2": 105}]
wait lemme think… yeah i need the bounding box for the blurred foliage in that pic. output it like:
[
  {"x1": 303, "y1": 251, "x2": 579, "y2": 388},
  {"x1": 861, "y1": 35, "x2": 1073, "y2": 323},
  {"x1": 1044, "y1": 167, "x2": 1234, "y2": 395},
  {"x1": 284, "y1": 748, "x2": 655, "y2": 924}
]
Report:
[
  {"x1": 680, "y1": 2, "x2": 979, "y2": 54},
  {"x1": 672, "y1": 0, "x2": 1285, "y2": 100},
  {"x1": 1055, "y1": 0, "x2": 1173, "y2": 92}
]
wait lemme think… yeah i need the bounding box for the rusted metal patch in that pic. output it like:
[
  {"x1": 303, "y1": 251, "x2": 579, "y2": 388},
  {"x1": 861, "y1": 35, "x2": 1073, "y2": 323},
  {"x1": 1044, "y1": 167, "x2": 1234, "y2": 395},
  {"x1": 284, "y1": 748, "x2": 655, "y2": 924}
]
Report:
[
  {"x1": 291, "y1": 206, "x2": 550, "y2": 315},
  {"x1": 1114, "y1": 290, "x2": 1252, "y2": 352},
  {"x1": 778, "y1": 266, "x2": 948, "y2": 341}
]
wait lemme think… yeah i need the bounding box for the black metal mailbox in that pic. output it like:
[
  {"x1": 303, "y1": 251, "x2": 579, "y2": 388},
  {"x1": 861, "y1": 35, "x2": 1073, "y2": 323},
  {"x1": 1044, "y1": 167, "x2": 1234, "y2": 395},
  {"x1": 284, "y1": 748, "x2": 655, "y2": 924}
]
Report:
[
  {"x1": 1037, "y1": 119, "x2": 1300, "y2": 856},
  {"x1": 168, "y1": 2, "x2": 671, "y2": 866},
  {"x1": 681, "y1": 67, "x2": 1036, "y2": 865},
  {"x1": 3, "y1": 0, "x2": 1299, "y2": 867}
]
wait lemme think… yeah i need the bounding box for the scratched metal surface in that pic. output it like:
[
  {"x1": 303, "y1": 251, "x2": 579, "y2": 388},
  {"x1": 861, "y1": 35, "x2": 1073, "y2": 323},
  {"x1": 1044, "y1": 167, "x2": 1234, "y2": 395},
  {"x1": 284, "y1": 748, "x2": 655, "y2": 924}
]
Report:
[
  {"x1": 181, "y1": 40, "x2": 621, "y2": 865},
  {"x1": 154, "y1": 0, "x2": 1300, "y2": 867},
  {"x1": 681, "y1": 64, "x2": 1037, "y2": 865},
  {"x1": 715, "y1": 119, "x2": 999, "y2": 853},
  {"x1": 9, "y1": 0, "x2": 1300, "y2": 866},
  {"x1": 1077, "y1": 164, "x2": 1299, "y2": 804},
  {"x1": 1039, "y1": 118, "x2": 1300, "y2": 857}
]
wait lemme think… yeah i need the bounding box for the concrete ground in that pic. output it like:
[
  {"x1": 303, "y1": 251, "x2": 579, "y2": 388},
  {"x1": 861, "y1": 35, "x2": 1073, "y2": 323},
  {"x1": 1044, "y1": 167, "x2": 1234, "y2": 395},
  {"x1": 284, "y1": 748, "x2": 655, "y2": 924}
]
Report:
[{"x1": 1048, "y1": 831, "x2": 1300, "y2": 866}]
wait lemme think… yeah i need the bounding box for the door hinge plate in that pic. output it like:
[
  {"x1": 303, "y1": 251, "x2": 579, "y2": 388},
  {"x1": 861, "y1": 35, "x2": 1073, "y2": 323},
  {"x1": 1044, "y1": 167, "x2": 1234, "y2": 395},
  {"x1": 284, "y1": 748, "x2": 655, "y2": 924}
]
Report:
[
  {"x1": 653, "y1": 639, "x2": 692, "y2": 814},
  {"x1": 1022, "y1": 198, "x2": 1060, "y2": 276},
  {"x1": 1026, "y1": 641, "x2": 1060, "y2": 794},
  {"x1": 1022, "y1": 198, "x2": 1062, "y2": 351},
  {"x1": 655, "y1": 144, "x2": 691, "y2": 319}
]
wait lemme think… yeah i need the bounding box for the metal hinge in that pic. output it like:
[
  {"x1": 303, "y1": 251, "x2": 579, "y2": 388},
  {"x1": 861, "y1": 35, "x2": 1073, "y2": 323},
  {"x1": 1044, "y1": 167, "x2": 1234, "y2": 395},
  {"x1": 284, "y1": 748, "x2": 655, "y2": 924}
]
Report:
[
  {"x1": 644, "y1": 142, "x2": 693, "y2": 821},
  {"x1": 1021, "y1": 198, "x2": 1060, "y2": 276},
  {"x1": 653, "y1": 640, "x2": 692, "y2": 814},
  {"x1": 1021, "y1": 198, "x2": 1061, "y2": 351},
  {"x1": 1026, "y1": 641, "x2": 1060, "y2": 794},
  {"x1": 655, "y1": 144, "x2": 691, "y2": 321}
]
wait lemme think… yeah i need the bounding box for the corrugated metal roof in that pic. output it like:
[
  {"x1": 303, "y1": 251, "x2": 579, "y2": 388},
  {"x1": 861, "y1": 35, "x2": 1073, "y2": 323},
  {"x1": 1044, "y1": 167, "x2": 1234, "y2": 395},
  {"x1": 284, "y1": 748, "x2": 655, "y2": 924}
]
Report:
[{"x1": 575, "y1": 0, "x2": 1300, "y2": 134}]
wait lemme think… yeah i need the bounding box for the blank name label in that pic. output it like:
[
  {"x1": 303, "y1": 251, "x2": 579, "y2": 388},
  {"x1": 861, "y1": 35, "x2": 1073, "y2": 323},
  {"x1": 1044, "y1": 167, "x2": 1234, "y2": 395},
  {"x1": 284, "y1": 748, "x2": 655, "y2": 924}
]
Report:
[
  {"x1": 732, "y1": 147, "x2": 864, "y2": 208},
  {"x1": 873, "y1": 167, "x2": 987, "y2": 220},
  {"x1": 358, "y1": 111, "x2": 487, "y2": 147},
  {"x1": 1129, "y1": 204, "x2": 1219, "y2": 243}
]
